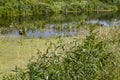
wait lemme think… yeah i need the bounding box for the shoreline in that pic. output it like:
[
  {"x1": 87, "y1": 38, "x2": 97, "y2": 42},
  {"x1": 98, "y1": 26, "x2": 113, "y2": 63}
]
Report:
[{"x1": 0, "y1": 10, "x2": 119, "y2": 17}]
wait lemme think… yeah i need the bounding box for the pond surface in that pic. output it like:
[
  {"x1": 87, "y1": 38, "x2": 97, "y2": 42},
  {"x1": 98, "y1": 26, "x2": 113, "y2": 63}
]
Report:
[{"x1": 0, "y1": 11, "x2": 120, "y2": 38}]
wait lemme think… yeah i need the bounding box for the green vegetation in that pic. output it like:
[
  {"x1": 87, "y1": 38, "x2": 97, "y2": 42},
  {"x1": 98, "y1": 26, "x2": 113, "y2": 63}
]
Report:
[
  {"x1": 0, "y1": 36, "x2": 57, "y2": 74},
  {"x1": 1, "y1": 27, "x2": 120, "y2": 80},
  {"x1": 0, "y1": 1, "x2": 120, "y2": 79},
  {"x1": 0, "y1": 0, "x2": 120, "y2": 17}
]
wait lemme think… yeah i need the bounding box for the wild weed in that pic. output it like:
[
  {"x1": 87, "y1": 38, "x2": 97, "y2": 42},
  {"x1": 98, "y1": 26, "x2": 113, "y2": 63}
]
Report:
[{"x1": 2, "y1": 28, "x2": 119, "y2": 80}]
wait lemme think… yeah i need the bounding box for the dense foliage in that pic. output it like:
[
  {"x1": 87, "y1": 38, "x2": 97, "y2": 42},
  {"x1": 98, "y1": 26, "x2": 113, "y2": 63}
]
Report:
[
  {"x1": 2, "y1": 27, "x2": 120, "y2": 80},
  {"x1": 0, "y1": 0, "x2": 120, "y2": 17}
]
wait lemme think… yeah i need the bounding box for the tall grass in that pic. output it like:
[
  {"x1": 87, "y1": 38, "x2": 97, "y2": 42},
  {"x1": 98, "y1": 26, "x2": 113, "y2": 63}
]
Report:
[{"x1": 2, "y1": 27, "x2": 120, "y2": 80}]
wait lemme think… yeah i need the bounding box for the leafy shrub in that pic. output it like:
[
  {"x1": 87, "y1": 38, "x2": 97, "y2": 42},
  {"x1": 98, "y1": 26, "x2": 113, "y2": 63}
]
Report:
[{"x1": 2, "y1": 29, "x2": 119, "y2": 80}]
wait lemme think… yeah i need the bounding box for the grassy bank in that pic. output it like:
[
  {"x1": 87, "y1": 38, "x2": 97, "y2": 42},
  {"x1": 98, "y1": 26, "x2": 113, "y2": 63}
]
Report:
[
  {"x1": 0, "y1": 36, "x2": 76, "y2": 74},
  {"x1": 0, "y1": 37, "x2": 52, "y2": 73},
  {"x1": 0, "y1": 26, "x2": 120, "y2": 80}
]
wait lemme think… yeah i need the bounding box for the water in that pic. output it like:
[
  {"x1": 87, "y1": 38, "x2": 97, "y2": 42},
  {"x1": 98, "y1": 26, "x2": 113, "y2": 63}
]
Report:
[{"x1": 0, "y1": 11, "x2": 120, "y2": 38}]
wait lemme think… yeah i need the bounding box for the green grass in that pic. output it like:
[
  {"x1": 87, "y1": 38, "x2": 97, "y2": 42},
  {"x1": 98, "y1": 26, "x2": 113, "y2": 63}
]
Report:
[
  {"x1": 0, "y1": 35, "x2": 76, "y2": 74},
  {"x1": 0, "y1": 36, "x2": 50, "y2": 73},
  {"x1": 0, "y1": 27, "x2": 120, "y2": 80},
  {"x1": 0, "y1": 36, "x2": 77, "y2": 80}
]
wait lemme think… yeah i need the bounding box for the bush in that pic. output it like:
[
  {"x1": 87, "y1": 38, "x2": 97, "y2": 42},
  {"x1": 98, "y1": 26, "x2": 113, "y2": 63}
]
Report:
[{"x1": 2, "y1": 29, "x2": 119, "y2": 80}]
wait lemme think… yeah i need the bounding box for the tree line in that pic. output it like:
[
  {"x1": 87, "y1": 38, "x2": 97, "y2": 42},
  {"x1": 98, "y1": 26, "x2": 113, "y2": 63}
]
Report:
[{"x1": 0, "y1": 0, "x2": 120, "y2": 17}]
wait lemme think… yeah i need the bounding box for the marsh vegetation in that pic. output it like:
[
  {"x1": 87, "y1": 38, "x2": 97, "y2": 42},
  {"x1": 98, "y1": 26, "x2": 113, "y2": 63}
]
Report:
[
  {"x1": 1, "y1": 27, "x2": 120, "y2": 80},
  {"x1": 0, "y1": 0, "x2": 120, "y2": 80}
]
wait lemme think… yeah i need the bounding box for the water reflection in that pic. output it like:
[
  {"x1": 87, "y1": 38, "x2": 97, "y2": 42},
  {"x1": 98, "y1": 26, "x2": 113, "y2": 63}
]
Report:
[
  {"x1": 0, "y1": 11, "x2": 120, "y2": 38},
  {"x1": 86, "y1": 20, "x2": 110, "y2": 27}
]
